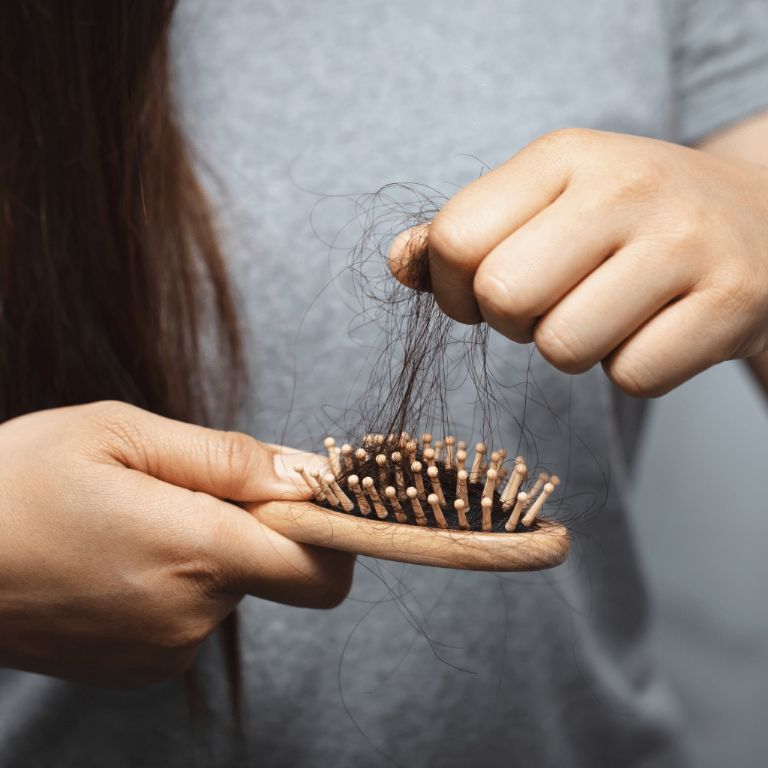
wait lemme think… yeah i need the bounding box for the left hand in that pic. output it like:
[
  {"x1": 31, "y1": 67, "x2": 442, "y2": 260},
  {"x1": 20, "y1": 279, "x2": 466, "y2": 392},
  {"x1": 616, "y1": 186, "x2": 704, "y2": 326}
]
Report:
[{"x1": 389, "y1": 129, "x2": 768, "y2": 397}]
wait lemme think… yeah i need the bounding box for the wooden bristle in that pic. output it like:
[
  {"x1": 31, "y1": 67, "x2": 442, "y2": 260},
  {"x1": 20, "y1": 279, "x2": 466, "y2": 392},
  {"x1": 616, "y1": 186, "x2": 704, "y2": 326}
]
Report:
[
  {"x1": 348, "y1": 475, "x2": 371, "y2": 516},
  {"x1": 294, "y1": 464, "x2": 321, "y2": 499},
  {"x1": 522, "y1": 482, "x2": 556, "y2": 526},
  {"x1": 340, "y1": 444, "x2": 353, "y2": 472},
  {"x1": 385, "y1": 486, "x2": 408, "y2": 523},
  {"x1": 482, "y1": 467, "x2": 498, "y2": 499},
  {"x1": 329, "y1": 474, "x2": 354, "y2": 512},
  {"x1": 427, "y1": 493, "x2": 448, "y2": 529},
  {"x1": 362, "y1": 476, "x2": 387, "y2": 519},
  {"x1": 391, "y1": 451, "x2": 406, "y2": 497},
  {"x1": 469, "y1": 442, "x2": 486, "y2": 483},
  {"x1": 525, "y1": 472, "x2": 549, "y2": 508},
  {"x1": 496, "y1": 448, "x2": 509, "y2": 479},
  {"x1": 318, "y1": 472, "x2": 339, "y2": 507},
  {"x1": 324, "y1": 437, "x2": 341, "y2": 475},
  {"x1": 501, "y1": 463, "x2": 527, "y2": 508},
  {"x1": 411, "y1": 461, "x2": 427, "y2": 500},
  {"x1": 423, "y1": 447, "x2": 436, "y2": 469},
  {"x1": 407, "y1": 487, "x2": 427, "y2": 526},
  {"x1": 427, "y1": 465, "x2": 446, "y2": 506},
  {"x1": 481, "y1": 496, "x2": 493, "y2": 532},
  {"x1": 454, "y1": 498, "x2": 470, "y2": 530},
  {"x1": 309, "y1": 469, "x2": 328, "y2": 502},
  {"x1": 354, "y1": 447, "x2": 367, "y2": 471},
  {"x1": 504, "y1": 492, "x2": 528, "y2": 531},
  {"x1": 433, "y1": 440, "x2": 444, "y2": 462},
  {"x1": 375, "y1": 453, "x2": 389, "y2": 488},
  {"x1": 456, "y1": 469, "x2": 469, "y2": 506},
  {"x1": 444, "y1": 435, "x2": 455, "y2": 468},
  {"x1": 455, "y1": 449, "x2": 467, "y2": 473}
]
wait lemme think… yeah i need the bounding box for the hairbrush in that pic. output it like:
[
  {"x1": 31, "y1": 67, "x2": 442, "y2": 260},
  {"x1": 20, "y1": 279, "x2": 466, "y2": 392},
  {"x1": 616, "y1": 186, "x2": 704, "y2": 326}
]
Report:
[{"x1": 257, "y1": 432, "x2": 568, "y2": 572}]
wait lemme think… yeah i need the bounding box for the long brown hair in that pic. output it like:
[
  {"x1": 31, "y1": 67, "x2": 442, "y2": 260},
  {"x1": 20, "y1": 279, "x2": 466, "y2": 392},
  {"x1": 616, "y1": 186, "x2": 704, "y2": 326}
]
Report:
[
  {"x1": 0, "y1": 0, "x2": 243, "y2": 425},
  {"x1": 0, "y1": 0, "x2": 244, "y2": 713}
]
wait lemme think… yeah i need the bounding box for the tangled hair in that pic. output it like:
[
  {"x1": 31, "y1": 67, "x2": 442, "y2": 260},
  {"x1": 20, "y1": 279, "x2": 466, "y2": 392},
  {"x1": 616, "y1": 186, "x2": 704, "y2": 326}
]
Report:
[{"x1": 339, "y1": 183, "x2": 518, "y2": 451}]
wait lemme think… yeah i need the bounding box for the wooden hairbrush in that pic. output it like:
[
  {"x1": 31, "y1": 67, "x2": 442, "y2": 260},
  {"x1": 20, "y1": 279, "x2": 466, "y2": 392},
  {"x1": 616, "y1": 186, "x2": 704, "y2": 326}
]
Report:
[{"x1": 256, "y1": 432, "x2": 568, "y2": 572}]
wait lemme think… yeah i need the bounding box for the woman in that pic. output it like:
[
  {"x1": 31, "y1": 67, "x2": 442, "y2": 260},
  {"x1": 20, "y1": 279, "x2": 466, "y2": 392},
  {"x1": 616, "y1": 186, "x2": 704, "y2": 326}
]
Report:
[{"x1": 1, "y1": 1, "x2": 767, "y2": 765}]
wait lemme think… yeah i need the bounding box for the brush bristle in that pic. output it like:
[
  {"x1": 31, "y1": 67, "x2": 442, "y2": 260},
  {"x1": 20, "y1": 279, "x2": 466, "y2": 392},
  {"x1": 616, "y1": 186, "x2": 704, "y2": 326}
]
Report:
[{"x1": 294, "y1": 434, "x2": 558, "y2": 534}]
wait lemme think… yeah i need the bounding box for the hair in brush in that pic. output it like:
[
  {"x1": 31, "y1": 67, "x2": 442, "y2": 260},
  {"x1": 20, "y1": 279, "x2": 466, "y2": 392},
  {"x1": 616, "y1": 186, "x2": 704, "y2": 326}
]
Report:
[{"x1": 258, "y1": 187, "x2": 568, "y2": 571}]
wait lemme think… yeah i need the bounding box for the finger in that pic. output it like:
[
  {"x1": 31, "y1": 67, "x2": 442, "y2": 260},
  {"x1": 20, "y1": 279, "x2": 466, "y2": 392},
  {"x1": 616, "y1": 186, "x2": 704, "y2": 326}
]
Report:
[
  {"x1": 533, "y1": 240, "x2": 693, "y2": 372},
  {"x1": 425, "y1": 131, "x2": 579, "y2": 323},
  {"x1": 473, "y1": 188, "x2": 626, "y2": 342},
  {"x1": 206, "y1": 499, "x2": 355, "y2": 608},
  {"x1": 92, "y1": 402, "x2": 324, "y2": 502},
  {"x1": 388, "y1": 223, "x2": 431, "y2": 290},
  {"x1": 602, "y1": 291, "x2": 729, "y2": 397}
]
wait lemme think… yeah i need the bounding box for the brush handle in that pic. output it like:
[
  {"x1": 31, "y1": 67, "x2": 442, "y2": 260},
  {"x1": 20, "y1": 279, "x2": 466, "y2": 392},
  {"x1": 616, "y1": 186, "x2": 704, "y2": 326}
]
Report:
[{"x1": 253, "y1": 501, "x2": 568, "y2": 572}]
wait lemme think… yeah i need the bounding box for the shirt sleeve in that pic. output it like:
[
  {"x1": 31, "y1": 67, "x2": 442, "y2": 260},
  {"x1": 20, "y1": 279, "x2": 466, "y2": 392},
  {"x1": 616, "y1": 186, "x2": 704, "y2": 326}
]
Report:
[{"x1": 672, "y1": 0, "x2": 768, "y2": 144}]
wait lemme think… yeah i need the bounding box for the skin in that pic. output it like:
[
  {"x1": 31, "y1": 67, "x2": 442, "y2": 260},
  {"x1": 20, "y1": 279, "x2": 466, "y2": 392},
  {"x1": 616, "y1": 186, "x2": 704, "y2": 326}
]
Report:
[
  {"x1": 0, "y1": 401, "x2": 354, "y2": 686},
  {"x1": 697, "y1": 112, "x2": 768, "y2": 400},
  {"x1": 390, "y1": 112, "x2": 768, "y2": 399}
]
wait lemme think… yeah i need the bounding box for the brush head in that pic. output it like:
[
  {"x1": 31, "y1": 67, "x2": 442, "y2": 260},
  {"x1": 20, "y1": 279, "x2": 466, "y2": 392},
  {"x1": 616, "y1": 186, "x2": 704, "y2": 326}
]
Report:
[
  {"x1": 252, "y1": 433, "x2": 569, "y2": 572},
  {"x1": 311, "y1": 434, "x2": 550, "y2": 534}
]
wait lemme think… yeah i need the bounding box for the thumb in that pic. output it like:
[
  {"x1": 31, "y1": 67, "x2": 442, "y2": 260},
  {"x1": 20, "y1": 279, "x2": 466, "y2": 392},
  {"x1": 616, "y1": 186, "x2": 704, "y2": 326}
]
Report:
[
  {"x1": 203, "y1": 498, "x2": 355, "y2": 608},
  {"x1": 90, "y1": 401, "x2": 318, "y2": 502},
  {"x1": 388, "y1": 223, "x2": 431, "y2": 290}
]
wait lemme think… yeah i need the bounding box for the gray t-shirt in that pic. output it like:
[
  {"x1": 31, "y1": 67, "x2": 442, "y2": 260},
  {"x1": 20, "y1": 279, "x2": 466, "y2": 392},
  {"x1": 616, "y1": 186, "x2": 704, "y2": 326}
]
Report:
[{"x1": 2, "y1": 1, "x2": 768, "y2": 766}]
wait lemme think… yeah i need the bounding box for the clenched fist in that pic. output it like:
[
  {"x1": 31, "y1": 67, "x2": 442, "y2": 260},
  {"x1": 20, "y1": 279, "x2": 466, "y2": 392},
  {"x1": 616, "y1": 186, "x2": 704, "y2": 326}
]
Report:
[{"x1": 390, "y1": 128, "x2": 768, "y2": 397}]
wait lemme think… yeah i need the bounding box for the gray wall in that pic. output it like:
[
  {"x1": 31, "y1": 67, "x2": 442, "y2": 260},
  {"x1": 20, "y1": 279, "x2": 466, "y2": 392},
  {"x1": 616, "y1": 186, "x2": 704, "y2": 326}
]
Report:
[{"x1": 630, "y1": 360, "x2": 768, "y2": 768}]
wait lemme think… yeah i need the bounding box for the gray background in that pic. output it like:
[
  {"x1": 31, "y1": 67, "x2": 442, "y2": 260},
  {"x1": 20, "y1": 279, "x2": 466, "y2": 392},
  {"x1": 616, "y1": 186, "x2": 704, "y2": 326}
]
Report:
[{"x1": 631, "y1": 361, "x2": 768, "y2": 767}]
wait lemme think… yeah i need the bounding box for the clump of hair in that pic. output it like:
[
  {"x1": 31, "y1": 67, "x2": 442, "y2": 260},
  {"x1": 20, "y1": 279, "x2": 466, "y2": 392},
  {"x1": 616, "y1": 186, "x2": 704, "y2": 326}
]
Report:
[{"x1": 342, "y1": 182, "x2": 499, "y2": 444}]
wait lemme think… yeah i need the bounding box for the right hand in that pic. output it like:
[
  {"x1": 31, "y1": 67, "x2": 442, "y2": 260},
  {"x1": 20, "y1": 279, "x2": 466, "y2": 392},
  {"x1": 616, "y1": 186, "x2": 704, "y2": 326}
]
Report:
[{"x1": 0, "y1": 401, "x2": 354, "y2": 686}]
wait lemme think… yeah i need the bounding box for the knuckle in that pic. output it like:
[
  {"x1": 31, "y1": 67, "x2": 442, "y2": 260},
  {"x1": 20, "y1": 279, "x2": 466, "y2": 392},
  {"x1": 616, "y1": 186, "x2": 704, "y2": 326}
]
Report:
[
  {"x1": 604, "y1": 353, "x2": 665, "y2": 398},
  {"x1": 534, "y1": 127, "x2": 597, "y2": 154},
  {"x1": 473, "y1": 269, "x2": 535, "y2": 342},
  {"x1": 474, "y1": 269, "x2": 520, "y2": 318},
  {"x1": 213, "y1": 430, "x2": 262, "y2": 495},
  {"x1": 534, "y1": 319, "x2": 592, "y2": 373},
  {"x1": 84, "y1": 401, "x2": 147, "y2": 461},
  {"x1": 87, "y1": 399, "x2": 139, "y2": 425},
  {"x1": 173, "y1": 542, "x2": 229, "y2": 599},
  {"x1": 707, "y1": 266, "x2": 763, "y2": 317},
  {"x1": 428, "y1": 210, "x2": 477, "y2": 266},
  {"x1": 664, "y1": 206, "x2": 708, "y2": 255},
  {"x1": 610, "y1": 160, "x2": 665, "y2": 203}
]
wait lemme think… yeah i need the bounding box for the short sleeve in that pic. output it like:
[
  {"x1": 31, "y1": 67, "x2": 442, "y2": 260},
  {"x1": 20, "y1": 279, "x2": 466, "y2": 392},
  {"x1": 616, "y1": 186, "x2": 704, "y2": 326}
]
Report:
[{"x1": 673, "y1": 0, "x2": 768, "y2": 144}]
